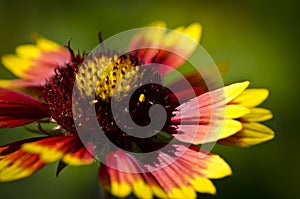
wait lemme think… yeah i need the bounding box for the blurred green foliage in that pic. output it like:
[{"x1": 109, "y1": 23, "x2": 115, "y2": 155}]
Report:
[{"x1": 0, "y1": 0, "x2": 299, "y2": 198}]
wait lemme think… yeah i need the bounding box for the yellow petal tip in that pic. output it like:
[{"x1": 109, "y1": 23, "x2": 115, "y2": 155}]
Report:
[{"x1": 148, "y1": 21, "x2": 167, "y2": 28}]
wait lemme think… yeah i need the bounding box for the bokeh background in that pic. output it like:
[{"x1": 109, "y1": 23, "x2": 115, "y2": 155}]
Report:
[{"x1": 0, "y1": 0, "x2": 299, "y2": 198}]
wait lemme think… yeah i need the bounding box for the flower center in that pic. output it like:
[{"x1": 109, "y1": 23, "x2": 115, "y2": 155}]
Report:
[
  {"x1": 76, "y1": 54, "x2": 140, "y2": 101},
  {"x1": 43, "y1": 52, "x2": 179, "y2": 152}
]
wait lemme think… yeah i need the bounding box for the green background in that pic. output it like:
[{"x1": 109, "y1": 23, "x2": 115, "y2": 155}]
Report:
[{"x1": 0, "y1": 0, "x2": 299, "y2": 198}]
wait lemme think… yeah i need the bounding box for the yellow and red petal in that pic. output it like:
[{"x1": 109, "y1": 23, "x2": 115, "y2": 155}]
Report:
[
  {"x1": 173, "y1": 81, "x2": 250, "y2": 119},
  {"x1": 99, "y1": 150, "x2": 153, "y2": 198},
  {"x1": 129, "y1": 22, "x2": 202, "y2": 74},
  {"x1": 22, "y1": 135, "x2": 94, "y2": 166},
  {"x1": 172, "y1": 82, "x2": 250, "y2": 144},
  {"x1": 0, "y1": 79, "x2": 43, "y2": 87},
  {"x1": 144, "y1": 146, "x2": 219, "y2": 198},
  {"x1": 0, "y1": 88, "x2": 49, "y2": 127},
  {"x1": 63, "y1": 144, "x2": 95, "y2": 166},
  {"x1": 0, "y1": 80, "x2": 12, "y2": 88},
  {"x1": 171, "y1": 81, "x2": 274, "y2": 146},
  {"x1": 0, "y1": 138, "x2": 45, "y2": 182},
  {"x1": 218, "y1": 122, "x2": 275, "y2": 147},
  {"x1": 219, "y1": 86, "x2": 274, "y2": 147},
  {"x1": 174, "y1": 119, "x2": 243, "y2": 144},
  {"x1": 1, "y1": 35, "x2": 71, "y2": 85},
  {"x1": 99, "y1": 145, "x2": 231, "y2": 199}
]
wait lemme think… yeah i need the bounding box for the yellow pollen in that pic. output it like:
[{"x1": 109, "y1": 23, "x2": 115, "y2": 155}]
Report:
[
  {"x1": 76, "y1": 55, "x2": 139, "y2": 101},
  {"x1": 139, "y1": 94, "x2": 145, "y2": 103}
]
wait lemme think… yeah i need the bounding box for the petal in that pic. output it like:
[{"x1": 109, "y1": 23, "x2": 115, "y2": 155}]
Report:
[
  {"x1": 0, "y1": 82, "x2": 43, "y2": 99},
  {"x1": 0, "y1": 138, "x2": 45, "y2": 182},
  {"x1": 241, "y1": 107, "x2": 273, "y2": 122},
  {"x1": 99, "y1": 150, "x2": 153, "y2": 198},
  {"x1": 129, "y1": 22, "x2": 202, "y2": 74},
  {"x1": 0, "y1": 88, "x2": 49, "y2": 127},
  {"x1": 174, "y1": 81, "x2": 250, "y2": 115},
  {"x1": 199, "y1": 152, "x2": 233, "y2": 179},
  {"x1": 22, "y1": 135, "x2": 94, "y2": 166},
  {"x1": 15, "y1": 45, "x2": 40, "y2": 59},
  {"x1": 154, "y1": 23, "x2": 202, "y2": 73},
  {"x1": 0, "y1": 80, "x2": 12, "y2": 87},
  {"x1": 34, "y1": 35, "x2": 64, "y2": 51},
  {"x1": 174, "y1": 119, "x2": 242, "y2": 144},
  {"x1": 1, "y1": 55, "x2": 32, "y2": 78},
  {"x1": 99, "y1": 145, "x2": 231, "y2": 199},
  {"x1": 172, "y1": 82, "x2": 251, "y2": 144},
  {"x1": 128, "y1": 21, "x2": 167, "y2": 52},
  {"x1": 0, "y1": 79, "x2": 41, "y2": 87},
  {"x1": 224, "y1": 81, "x2": 250, "y2": 103},
  {"x1": 225, "y1": 104, "x2": 250, "y2": 119},
  {"x1": 62, "y1": 142, "x2": 95, "y2": 166},
  {"x1": 231, "y1": 89, "x2": 269, "y2": 107},
  {"x1": 218, "y1": 122, "x2": 275, "y2": 147},
  {"x1": 145, "y1": 145, "x2": 231, "y2": 197},
  {"x1": 1, "y1": 35, "x2": 71, "y2": 83}
]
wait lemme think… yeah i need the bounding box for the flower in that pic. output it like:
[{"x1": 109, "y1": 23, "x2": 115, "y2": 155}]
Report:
[{"x1": 0, "y1": 22, "x2": 274, "y2": 199}]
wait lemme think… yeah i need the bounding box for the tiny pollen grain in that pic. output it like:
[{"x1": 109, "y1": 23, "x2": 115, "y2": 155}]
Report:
[{"x1": 139, "y1": 94, "x2": 145, "y2": 103}]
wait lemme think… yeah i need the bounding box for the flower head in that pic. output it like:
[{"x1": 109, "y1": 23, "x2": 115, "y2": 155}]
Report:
[{"x1": 0, "y1": 22, "x2": 274, "y2": 198}]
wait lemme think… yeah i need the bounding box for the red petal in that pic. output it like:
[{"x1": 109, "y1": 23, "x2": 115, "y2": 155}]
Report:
[
  {"x1": 98, "y1": 150, "x2": 156, "y2": 198},
  {"x1": 131, "y1": 49, "x2": 186, "y2": 75},
  {"x1": 0, "y1": 88, "x2": 49, "y2": 127}
]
